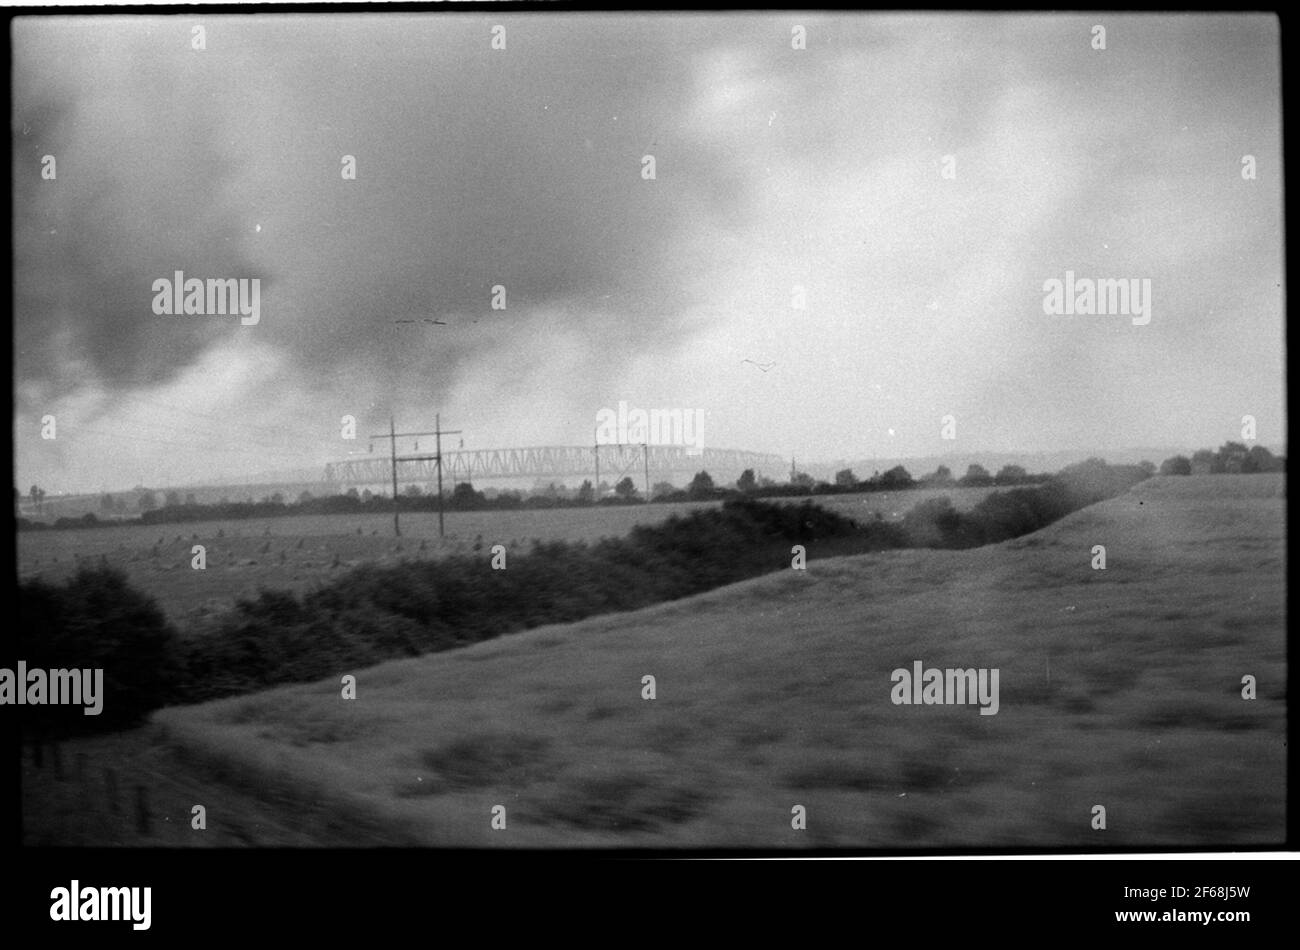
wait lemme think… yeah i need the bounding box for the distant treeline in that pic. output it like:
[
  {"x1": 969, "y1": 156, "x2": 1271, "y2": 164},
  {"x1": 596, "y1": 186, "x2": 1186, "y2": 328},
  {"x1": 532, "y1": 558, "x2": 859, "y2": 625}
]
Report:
[
  {"x1": 15, "y1": 461, "x2": 1055, "y2": 531},
  {"x1": 16, "y1": 447, "x2": 1284, "y2": 533},
  {"x1": 17, "y1": 458, "x2": 1150, "y2": 732},
  {"x1": 1157, "y1": 442, "x2": 1285, "y2": 476}
]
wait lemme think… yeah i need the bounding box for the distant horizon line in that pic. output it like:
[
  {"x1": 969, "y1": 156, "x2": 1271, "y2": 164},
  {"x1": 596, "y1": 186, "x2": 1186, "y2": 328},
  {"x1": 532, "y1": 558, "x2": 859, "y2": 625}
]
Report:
[{"x1": 22, "y1": 440, "x2": 1287, "y2": 499}]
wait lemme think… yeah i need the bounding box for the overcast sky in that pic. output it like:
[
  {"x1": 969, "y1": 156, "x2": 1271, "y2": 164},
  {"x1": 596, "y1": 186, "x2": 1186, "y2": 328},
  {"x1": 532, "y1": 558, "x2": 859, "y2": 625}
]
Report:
[{"x1": 12, "y1": 13, "x2": 1283, "y2": 494}]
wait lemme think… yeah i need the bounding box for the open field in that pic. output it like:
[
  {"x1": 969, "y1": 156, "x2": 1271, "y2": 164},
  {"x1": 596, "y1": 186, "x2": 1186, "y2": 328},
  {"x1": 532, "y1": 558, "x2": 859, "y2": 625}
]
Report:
[
  {"x1": 57, "y1": 473, "x2": 1278, "y2": 849},
  {"x1": 17, "y1": 487, "x2": 998, "y2": 627}
]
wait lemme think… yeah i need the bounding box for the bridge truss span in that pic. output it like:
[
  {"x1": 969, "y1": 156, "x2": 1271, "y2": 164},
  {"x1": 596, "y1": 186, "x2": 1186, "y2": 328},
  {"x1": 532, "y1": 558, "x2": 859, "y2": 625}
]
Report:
[{"x1": 322, "y1": 445, "x2": 787, "y2": 490}]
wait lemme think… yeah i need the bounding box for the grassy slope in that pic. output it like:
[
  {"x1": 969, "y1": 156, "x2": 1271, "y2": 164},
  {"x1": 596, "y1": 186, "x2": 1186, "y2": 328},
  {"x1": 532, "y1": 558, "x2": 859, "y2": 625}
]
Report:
[{"x1": 146, "y1": 474, "x2": 1285, "y2": 848}]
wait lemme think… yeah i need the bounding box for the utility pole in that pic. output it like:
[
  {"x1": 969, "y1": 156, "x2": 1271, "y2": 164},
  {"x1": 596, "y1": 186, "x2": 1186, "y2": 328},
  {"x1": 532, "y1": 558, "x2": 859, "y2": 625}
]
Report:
[
  {"x1": 643, "y1": 443, "x2": 650, "y2": 501},
  {"x1": 370, "y1": 415, "x2": 463, "y2": 538},
  {"x1": 432, "y1": 413, "x2": 463, "y2": 539},
  {"x1": 593, "y1": 426, "x2": 600, "y2": 501},
  {"x1": 389, "y1": 415, "x2": 399, "y2": 536}
]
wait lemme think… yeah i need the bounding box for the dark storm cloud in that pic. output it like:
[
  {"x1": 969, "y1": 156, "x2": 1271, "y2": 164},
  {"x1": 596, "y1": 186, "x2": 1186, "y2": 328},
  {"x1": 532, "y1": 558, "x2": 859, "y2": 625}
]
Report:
[
  {"x1": 243, "y1": 14, "x2": 768, "y2": 409},
  {"x1": 12, "y1": 15, "x2": 783, "y2": 415},
  {"x1": 13, "y1": 25, "x2": 271, "y2": 401},
  {"x1": 12, "y1": 13, "x2": 1044, "y2": 414}
]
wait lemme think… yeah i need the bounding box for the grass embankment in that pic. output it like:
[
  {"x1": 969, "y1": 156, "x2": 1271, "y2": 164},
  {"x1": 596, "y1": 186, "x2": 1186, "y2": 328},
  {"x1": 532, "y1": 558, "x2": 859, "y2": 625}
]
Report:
[{"x1": 154, "y1": 473, "x2": 1286, "y2": 847}]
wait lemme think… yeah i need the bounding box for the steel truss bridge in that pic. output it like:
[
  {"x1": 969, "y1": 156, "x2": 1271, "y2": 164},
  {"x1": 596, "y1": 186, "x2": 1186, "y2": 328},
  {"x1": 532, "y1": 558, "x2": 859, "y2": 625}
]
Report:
[{"x1": 323, "y1": 445, "x2": 788, "y2": 490}]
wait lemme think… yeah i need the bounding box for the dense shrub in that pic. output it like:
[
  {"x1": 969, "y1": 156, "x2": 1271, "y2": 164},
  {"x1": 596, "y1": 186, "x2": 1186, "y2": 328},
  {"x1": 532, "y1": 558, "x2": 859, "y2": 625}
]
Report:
[
  {"x1": 15, "y1": 566, "x2": 185, "y2": 735},
  {"x1": 896, "y1": 460, "x2": 1149, "y2": 549},
  {"x1": 178, "y1": 498, "x2": 880, "y2": 702},
  {"x1": 900, "y1": 497, "x2": 963, "y2": 547}
]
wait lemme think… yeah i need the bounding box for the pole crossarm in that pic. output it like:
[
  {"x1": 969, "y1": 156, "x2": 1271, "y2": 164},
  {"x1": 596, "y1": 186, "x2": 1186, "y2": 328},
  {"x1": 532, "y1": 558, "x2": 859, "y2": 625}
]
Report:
[
  {"x1": 369, "y1": 430, "x2": 461, "y2": 439},
  {"x1": 368, "y1": 416, "x2": 464, "y2": 537}
]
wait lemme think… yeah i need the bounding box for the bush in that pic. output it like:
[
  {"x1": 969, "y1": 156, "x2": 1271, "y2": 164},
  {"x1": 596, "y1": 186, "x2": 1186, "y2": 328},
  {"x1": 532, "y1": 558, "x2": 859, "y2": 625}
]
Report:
[
  {"x1": 179, "y1": 498, "x2": 875, "y2": 703},
  {"x1": 900, "y1": 497, "x2": 962, "y2": 547},
  {"x1": 16, "y1": 567, "x2": 184, "y2": 736},
  {"x1": 900, "y1": 460, "x2": 1148, "y2": 549}
]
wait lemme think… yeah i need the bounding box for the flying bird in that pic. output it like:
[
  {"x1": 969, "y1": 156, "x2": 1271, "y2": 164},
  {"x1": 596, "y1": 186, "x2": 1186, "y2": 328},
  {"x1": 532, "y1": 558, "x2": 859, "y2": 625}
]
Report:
[{"x1": 742, "y1": 359, "x2": 776, "y2": 373}]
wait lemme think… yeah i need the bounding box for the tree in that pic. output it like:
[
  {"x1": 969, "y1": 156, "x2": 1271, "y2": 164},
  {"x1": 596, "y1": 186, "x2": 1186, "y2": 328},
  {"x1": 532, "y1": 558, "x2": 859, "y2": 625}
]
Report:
[
  {"x1": 535, "y1": 481, "x2": 564, "y2": 499},
  {"x1": 361, "y1": 489, "x2": 374, "y2": 503},
  {"x1": 270, "y1": 492, "x2": 285, "y2": 505},
  {"x1": 651, "y1": 481, "x2": 676, "y2": 500},
  {"x1": 185, "y1": 493, "x2": 197, "y2": 506},
  {"x1": 960, "y1": 464, "x2": 993, "y2": 487},
  {"x1": 29, "y1": 484, "x2": 46, "y2": 513},
  {"x1": 790, "y1": 471, "x2": 815, "y2": 488},
  {"x1": 922, "y1": 465, "x2": 954, "y2": 485},
  {"x1": 137, "y1": 491, "x2": 157, "y2": 512},
  {"x1": 18, "y1": 565, "x2": 184, "y2": 733},
  {"x1": 298, "y1": 490, "x2": 315, "y2": 504},
  {"x1": 834, "y1": 468, "x2": 858, "y2": 488},
  {"x1": 1159, "y1": 455, "x2": 1192, "y2": 476},
  {"x1": 688, "y1": 471, "x2": 716, "y2": 499},
  {"x1": 1217, "y1": 441, "x2": 1249, "y2": 473},
  {"x1": 165, "y1": 491, "x2": 182, "y2": 508},
  {"x1": 404, "y1": 484, "x2": 423, "y2": 497},
  {"x1": 1191, "y1": 449, "x2": 1221, "y2": 474},
  {"x1": 345, "y1": 487, "x2": 360, "y2": 500},
  {"x1": 1138, "y1": 460, "x2": 1157, "y2": 476},
  {"x1": 1244, "y1": 445, "x2": 1276, "y2": 473},
  {"x1": 880, "y1": 465, "x2": 914, "y2": 490},
  {"x1": 994, "y1": 465, "x2": 1027, "y2": 486},
  {"x1": 576, "y1": 480, "x2": 595, "y2": 504},
  {"x1": 736, "y1": 469, "x2": 757, "y2": 493},
  {"x1": 100, "y1": 493, "x2": 115, "y2": 513},
  {"x1": 614, "y1": 476, "x2": 638, "y2": 500},
  {"x1": 451, "y1": 482, "x2": 482, "y2": 509}
]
